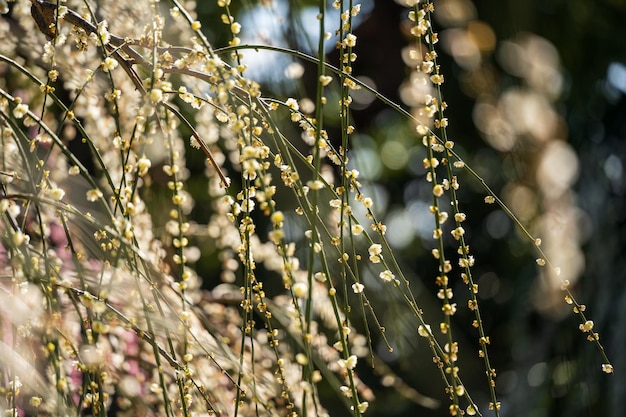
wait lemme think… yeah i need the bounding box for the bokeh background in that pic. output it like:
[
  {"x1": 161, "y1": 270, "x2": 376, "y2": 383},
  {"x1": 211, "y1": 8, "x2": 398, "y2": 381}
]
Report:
[
  {"x1": 188, "y1": 0, "x2": 626, "y2": 415},
  {"x1": 4, "y1": 0, "x2": 622, "y2": 415}
]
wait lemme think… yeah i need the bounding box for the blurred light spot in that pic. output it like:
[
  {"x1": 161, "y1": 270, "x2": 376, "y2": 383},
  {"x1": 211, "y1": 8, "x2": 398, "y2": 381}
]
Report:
[
  {"x1": 522, "y1": 35, "x2": 562, "y2": 97},
  {"x1": 536, "y1": 207, "x2": 587, "y2": 291},
  {"x1": 494, "y1": 279, "x2": 514, "y2": 304},
  {"x1": 349, "y1": 137, "x2": 383, "y2": 181},
  {"x1": 186, "y1": 246, "x2": 201, "y2": 263},
  {"x1": 119, "y1": 376, "x2": 142, "y2": 397},
  {"x1": 299, "y1": 98, "x2": 315, "y2": 114},
  {"x1": 369, "y1": 183, "x2": 390, "y2": 217},
  {"x1": 527, "y1": 362, "x2": 548, "y2": 387},
  {"x1": 435, "y1": 0, "x2": 477, "y2": 27},
  {"x1": 381, "y1": 140, "x2": 408, "y2": 170},
  {"x1": 467, "y1": 21, "x2": 496, "y2": 53},
  {"x1": 284, "y1": 61, "x2": 304, "y2": 79},
  {"x1": 407, "y1": 201, "x2": 435, "y2": 239},
  {"x1": 497, "y1": 40, "x2": 525, "y2": 78},
  {"x1": 500, "y1": 89, "x2": 557, "y2": 142},
  {"x1": 351, "y1": 76, "x2": 377, "y2": 108},
  {"x1": 503, "y1": 184, "x2": 537, "y2": 222},
  {"x1": 403, "y1": 179, "x2": 422, "y2": 204},
  {"x1": 604, "y1": 154, "x2": 623, "y2": 181},
  {"x1": 401, "y1": 45, "x2": 423, "y2": 68},
  {"x1": 399, "y1": 72, "x2": 434, "y2": 109},
  {"x1": 473, "y1": 100, "x2": 517, "y2": 151},
  {"x1": 0, "y1": 282, "x2": 43, "y2": 326},
  {"x1": 497, "y1": 370, "x2": 518, "y2": 394},
  {"x1": 477, "y1": 272, "x2": 500, "y2": 299},
  {"x1": 442, "y1": 28, "x2": 481, "y2": 70},
  {"x1": 537, "y1": 141, "x2": 579, "y2": 197},
  {"x1": 497, "y1": 34, "x2": 562, "y2": 98},
  {"x1": 552, "y1": 360, "x2": 575, "y2": 387},
  {"x1": 607, "y1": 62, "x2": 626, "y2": 94},
  {"x1": 406, "y1": 146, "x2": 428, "y2": 176},
  {"x1": 485, "y1": 210, "x2": 511, "y2": 239},
  {"x1": 385, "y1": 209, "x2": 415, "y2": 249}
]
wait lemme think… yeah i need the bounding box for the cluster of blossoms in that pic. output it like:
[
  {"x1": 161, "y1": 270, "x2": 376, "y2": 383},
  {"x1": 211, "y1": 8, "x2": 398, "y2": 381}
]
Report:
[
  {"x1": 405, "y1": 1, "x2": 497, "y2": 415},
  {"x1": 0, "y1": 1, "x2": 357, "y2": 415},
  {"x1": 0, "y1": 0, "x2": 402, "y2": 414},
  {"x1": 0, "y1": 2, "x2": 613, "y2": 417},
  {"x1": 405, "y1": 5, "x2": 612, "y2": 417}
]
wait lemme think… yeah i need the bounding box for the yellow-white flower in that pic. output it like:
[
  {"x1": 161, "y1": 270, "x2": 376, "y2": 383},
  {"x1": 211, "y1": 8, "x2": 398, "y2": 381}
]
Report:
[
  {"x1": 292, "y1": 282, "x2": 308, "y2": 298},
  {"x1": 150, "y1": 88, "x2": 163, "y2": 104},
  {"x1": 338, "y1": 355, "x2": 358, "y2": 370},
  {"x1": 417, "y1": 324, "x2": 431, "y2": 337},
  {"x1": 101, "y1": 57, "x2": 118, "y2": 72},
  {"x1": 343, "y1": 33, "x2": 357, "y2": 48},
  {"x1": 314, "y1": 272, "x2": 327, "y2": 282},
  {"x1": 352, "y1": 283, "x2": 364, "y2": 293},
  {"x1": 13, "y1": 103, "x2": 28, "y2": 119},
  {"x1": 50, "y1": 187, "x2": 65, "y2": 200},
  {"x1": 320, "y1": 75, "x2": 333, "y2": 86},
  {"x1": 579, "y1": 320, "x2": 594, "y2": 333},
  {"x1": 351, "y1": 224, "x2": 364, "y2": 235},
  {"x1": 285, "y1": 98, "x2": 299, "y2": 111},
  {"x1": 86, "y1": 189, "x2": 103, "y2": 202},
  {"x1": 137, "y1": 157, "x2": 151, "y2": 176},
  {"x1": 379, "y1": 270, "x2": 395, "y2": 282},
  {"x1": 97, "y1": 20, "x2": 110, "y2": 45},
  {"x1": 368, "y1": 244, "x2": 382, "y2": 263}
]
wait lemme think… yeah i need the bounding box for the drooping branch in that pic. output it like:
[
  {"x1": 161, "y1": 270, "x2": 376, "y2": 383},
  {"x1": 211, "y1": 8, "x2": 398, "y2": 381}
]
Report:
[{"x1": 29, "y1": 0, "x2": 230, "y2": 187}]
